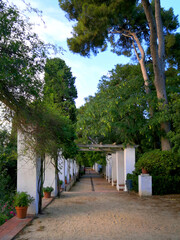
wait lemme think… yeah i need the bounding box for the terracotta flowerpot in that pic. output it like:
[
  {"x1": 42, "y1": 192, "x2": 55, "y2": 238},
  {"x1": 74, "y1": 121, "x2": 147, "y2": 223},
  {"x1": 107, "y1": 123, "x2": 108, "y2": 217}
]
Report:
[
  {"x1": 44, "y1": 191, "x2": 51, "y2": 198},
  {"x1": 15, "y1": 206, "x2": 28, "y2": 219},
  {"x1": 142, "y1": 168, "x2": 148, "y2": 174}
]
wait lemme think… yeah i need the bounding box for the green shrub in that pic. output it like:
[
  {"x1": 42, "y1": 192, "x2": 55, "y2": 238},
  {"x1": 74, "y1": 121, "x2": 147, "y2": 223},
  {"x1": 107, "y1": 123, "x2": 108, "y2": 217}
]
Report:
[
  {"x1": 14, "y1": 192, "x2": 34, "y2": 207},
  {"x1": 43, "y1": 186, "x2": 54, "y2": 192},
  {"x1": 0, "y1": 214, "x2": 7, "y2": 225},
  {"x1": 127, "y1": 173, "x2": 138, "y2": 192},
  {"x1": 127, "y1": 150, "x2": 180, "y2": 195},
  {"x1": 152, "y1": 175, "x2": 180, "y2": 195},
  {"x1": 135, "y1": 150, "x2": 180, "y2": 176},
  {"x1": 59, "y1": 180, "x2": 63, "y2": 185},
  {"x1": 0, "y1": 199, "x2": 16, "y2": 226}
]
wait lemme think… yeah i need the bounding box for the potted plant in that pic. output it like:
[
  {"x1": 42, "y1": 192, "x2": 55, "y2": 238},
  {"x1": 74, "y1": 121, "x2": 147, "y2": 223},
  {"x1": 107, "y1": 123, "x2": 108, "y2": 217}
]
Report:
[
  {"x1": 142, "y1": 167, "x2": 148, "y2": 174},
  {"x1": 14, "y1": 191, "x2": 34, "y2": 219},
  {"x1": 65, "y1": 176, "x2": 67, "y2": 184},
  {"x1": 43, "y1": 186, "x2": 54, "y2": 198},
  {"x1": 59, "y1": 180, "x2": 63, "y2": 188}
]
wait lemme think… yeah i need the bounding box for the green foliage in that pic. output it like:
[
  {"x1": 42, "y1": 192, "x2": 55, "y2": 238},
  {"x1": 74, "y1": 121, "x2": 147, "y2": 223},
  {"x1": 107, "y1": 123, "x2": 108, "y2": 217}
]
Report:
[
  {"x1": 0, "y1": 1, "x2": 48, "y2": 112},
  {"x1": 135, "y1": 150, "x2": 180, "y2": 176},
  {"x1": 76, "y1": 151, "x2": 106, "y2": 167},
  {"x1": 167, "y1": 91, "x2": 180, "y2": 154},
  {"x1": 59, "y1": 0, "x2": 178, "y2": 60},
  {"x1": 0, "y1": 197, "x2": 16, "y2": 226},
  {"x1": 59, "y1": 180, "x2": 63, "y2": 185},
  {"x1": 23, "y1": 100, "x2": 78, "y2": 160},
  {"x1": 59, "y1": 0, "x2": 145, "y2": 57},
  {"x1": 127, "y1": 173, "x2": 138, "y2": 192},
  {"x1": 76, "y1": 64, "x2": 155, "y2": 150},
  {"x1": 165, "y1": 33, "x2": 180, "y2": 69},
  {"x1": 43, "y1": 186, "x2": 54, "y2": 193},
  {"x1": 0, "y1": 214, "x2": 7, "y2": 226},
  {"x1": 128, "y1": 150, "x2": 180, "y2": 195},
  {"x1": 0, "y1": 129, "x2": 17, "y2": 202},
  {"x1": 152, "y1": 175, "x2": 180, "y2": 195},
  {"x1": 44, "y1": 58, "x2": 77, "y2": 122},
  {"x1": 14, "y1": 192, "x2": 34, "y2": 207}
]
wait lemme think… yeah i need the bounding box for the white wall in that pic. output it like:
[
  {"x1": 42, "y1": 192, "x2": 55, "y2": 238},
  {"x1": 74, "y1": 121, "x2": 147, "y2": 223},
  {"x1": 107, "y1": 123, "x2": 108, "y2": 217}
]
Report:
[{"x1": 17, "y1": 129, "x2": 40, "y2": 214}]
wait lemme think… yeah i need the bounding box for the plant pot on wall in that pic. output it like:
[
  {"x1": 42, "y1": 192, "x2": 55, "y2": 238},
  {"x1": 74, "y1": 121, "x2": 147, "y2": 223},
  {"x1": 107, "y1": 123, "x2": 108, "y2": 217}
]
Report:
[
  {"x1": 44, "y1": 192, "x2": 51, "y2": 198},
  {"x1": 14, "y1": 191, "x2": 34, "y2": 219},
  {"x1": 142, "y1": 168, "x2": 148, "y2": 174},
  {"x1": 43, "y1": 186, "x2": 54, "y2": 198},
  {"x1": 15, "y1": 206, "x2": 28, "y2": 219}
]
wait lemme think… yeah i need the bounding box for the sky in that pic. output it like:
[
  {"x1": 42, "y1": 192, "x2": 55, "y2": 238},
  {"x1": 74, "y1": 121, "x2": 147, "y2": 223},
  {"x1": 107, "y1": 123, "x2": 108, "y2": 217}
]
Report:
[{"x1": 11, "y1": 0, "x2": 180, "y2": 108}]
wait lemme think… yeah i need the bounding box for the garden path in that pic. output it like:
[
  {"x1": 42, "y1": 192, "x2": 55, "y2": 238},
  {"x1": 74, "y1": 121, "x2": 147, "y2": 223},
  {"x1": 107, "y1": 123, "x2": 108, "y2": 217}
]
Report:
[{"x1": 15, "y1": 169, "x2": 180, "y2": 240}]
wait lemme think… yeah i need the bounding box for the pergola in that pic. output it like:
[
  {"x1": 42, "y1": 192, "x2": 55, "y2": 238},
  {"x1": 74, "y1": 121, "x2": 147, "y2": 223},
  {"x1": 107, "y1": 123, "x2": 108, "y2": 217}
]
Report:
[
  {"x1": 78, "y1": 144, "x2": 138, "y2": 152},
  {"x1": 17, "y1": 131, "x2": 152, "y2": 216},
  {"x1": 78, "y1": 144, "x2": 138, "y2": 192}
]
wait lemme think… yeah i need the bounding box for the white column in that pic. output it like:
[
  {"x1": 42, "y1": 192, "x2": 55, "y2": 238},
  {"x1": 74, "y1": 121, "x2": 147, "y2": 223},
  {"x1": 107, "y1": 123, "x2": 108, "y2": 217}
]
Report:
[
  {"x1": 70, "y1": 160, "x2": 74, "y2": 180},
  {"x1": 44, "y1": 155, "x2": 57, "y2": 197},
  {"x1": 106, "y1": 155, "x2": 108, "y2": 180},
  {"x1": 65, "y1": 159, "x2": 68, "y2": 184},
  {"x1": 116, "y1": 150, "x2": 124, "y2": 191},
  {"x1": 67, "y1": 160, "x2": 70, "y2": 183},
  {"x1": 139, "y1": 174, "x2": 152, "y2": 197},
  {"x1": 112, "y1": 153, "x2": 117, "y2": 186},
  {"x1": 58, "y1": 153, "x2": 65, "y2": 189},
  {"x1": 108, "y1": 155, "x2": 112, "y2": 183},
  {"x1": 17, "y1": 129, "x2": 41, "y2": 215},
  {"x1": 124, "y1": 147, "x2": 135, "y2": 191}
]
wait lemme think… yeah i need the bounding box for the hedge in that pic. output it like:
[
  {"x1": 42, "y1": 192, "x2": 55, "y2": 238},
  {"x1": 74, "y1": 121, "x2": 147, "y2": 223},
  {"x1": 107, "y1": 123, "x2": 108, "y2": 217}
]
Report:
[{"x1": 127, "y1": 150, "x2": 180, "y2": 195}]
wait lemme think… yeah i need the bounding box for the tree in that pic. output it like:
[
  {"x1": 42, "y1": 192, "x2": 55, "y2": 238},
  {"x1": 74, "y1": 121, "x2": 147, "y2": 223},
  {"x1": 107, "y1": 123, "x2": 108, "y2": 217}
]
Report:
[
  {"x1": 0, "y1": 129, "x2": 17, "y2": 201},
  {"x1": 0, "y1": 1, "x2": 78, "y2": 209},
  {"x1": 0, "y1": 1, "x2": 55, "y2": 115},
  {"x1": 59, "y1": 0, "x2": 179, "y2": 150},
  {"x1": 76, "y1": 64, "x2": 155, "y2": 153},
  {"x1": 76, "y1": 151, "x2": 106, "y2": 167},
  {"x1": 43, "y1": 58, "x2": 77, "y2": 122},
  {"x1": 141, "y1": 0, "x2": 170, "y2": 150}
]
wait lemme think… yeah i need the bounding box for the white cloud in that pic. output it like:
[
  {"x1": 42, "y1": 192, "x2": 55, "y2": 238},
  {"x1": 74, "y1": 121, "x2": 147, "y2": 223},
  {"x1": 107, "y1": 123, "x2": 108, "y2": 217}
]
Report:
[{"x1": 32, "y1": 15, "x2": 72, "y2": 43}]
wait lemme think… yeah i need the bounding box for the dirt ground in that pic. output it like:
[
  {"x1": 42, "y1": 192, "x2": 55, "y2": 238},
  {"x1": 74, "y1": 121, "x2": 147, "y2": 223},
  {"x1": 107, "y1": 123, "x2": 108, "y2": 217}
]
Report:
[{"x1": 15, "y1": 173, "x2": 180, "y2": 240}]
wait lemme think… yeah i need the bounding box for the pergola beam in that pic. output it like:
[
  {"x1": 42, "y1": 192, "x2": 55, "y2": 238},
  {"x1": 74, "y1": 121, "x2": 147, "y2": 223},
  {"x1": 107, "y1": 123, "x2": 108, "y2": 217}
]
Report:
[{"x1": 77, "y1": 144, "x2": 138, "y2": 153}]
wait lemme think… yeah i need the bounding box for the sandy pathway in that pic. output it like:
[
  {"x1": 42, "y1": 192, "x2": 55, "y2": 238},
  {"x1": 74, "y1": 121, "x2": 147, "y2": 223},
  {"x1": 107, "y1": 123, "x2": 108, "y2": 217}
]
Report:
[{"x1": 15, "y1": 173, "x2": 180, "y2": 240}]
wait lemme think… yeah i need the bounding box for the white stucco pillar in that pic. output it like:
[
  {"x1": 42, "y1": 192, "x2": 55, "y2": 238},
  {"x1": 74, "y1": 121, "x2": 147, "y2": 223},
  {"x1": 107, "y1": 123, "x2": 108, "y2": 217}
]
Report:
[
  {"x1": 116, "y1": 150, "x2": 124, "y2": 191},
  {"x1": 44, "y1": 155, "x2": 57, "y2": 197},
  {"x1": 124, "y1": 147, "x2": 135, "y2": 191},
  {"x1": 77, "y1": 163, "x2": 79, "y2": 176},
  {"x1": 58, "y1": 152, "x2": 65, "y2": 189},
  {"x1": 70, "y1": 160, "x2": 74, "y2": 179},
  {"x1": 139, "y1": 174, "x2": 152, "y2": 197},
  {"x1": 65, "y1": 159, "x2": 68, "y2": 184},
  {"x1": 17, "y1": 129, "x2": 41, "y2": 215},
  {"x1": 112, "y1": 153, "x2": 117, "y2": 186},
  {"x1": 67, "y1": 160, "x2": 70, "y2": 183},
  {"x1": 108, "y1": 154, "x2": 112, "y2": 183},
  {"x1": 94, "y1": 163, "x2": 97, "y2": 172},
  {"x1": 106, "y1": 155, "x2": 109, "y2": 180}
]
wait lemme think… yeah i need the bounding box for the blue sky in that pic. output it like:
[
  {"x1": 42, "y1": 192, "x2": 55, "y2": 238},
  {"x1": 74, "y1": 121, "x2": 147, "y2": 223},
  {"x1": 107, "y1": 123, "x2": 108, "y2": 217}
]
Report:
[{"x1": 12, "y1": 0, "x2": 180, "y2": 108}]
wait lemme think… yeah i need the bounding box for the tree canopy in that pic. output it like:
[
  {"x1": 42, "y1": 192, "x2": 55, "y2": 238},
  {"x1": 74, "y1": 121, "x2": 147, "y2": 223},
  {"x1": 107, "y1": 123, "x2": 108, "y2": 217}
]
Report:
[
  {"x1": 0, "y1": 1, "x2": 77, "y2": 160},
  {"x1": 0, "y1": 1, "x2": 47, "y2": 113},
  {"x1": 43, "y1": 58, "x2": 77, "y2": 122},
  {"x1": 59, "y1": 0, "x2": 179, "y2": 150},
  {"x1": 76, "y1": 62, "x2": 180, "y2": 155}
]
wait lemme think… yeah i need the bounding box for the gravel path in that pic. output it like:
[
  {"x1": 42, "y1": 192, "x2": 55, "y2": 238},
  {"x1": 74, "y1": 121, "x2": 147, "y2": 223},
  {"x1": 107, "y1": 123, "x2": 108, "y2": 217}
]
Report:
[{"x1": 15, "y1": 173, "x2": 180, "y2": 240}]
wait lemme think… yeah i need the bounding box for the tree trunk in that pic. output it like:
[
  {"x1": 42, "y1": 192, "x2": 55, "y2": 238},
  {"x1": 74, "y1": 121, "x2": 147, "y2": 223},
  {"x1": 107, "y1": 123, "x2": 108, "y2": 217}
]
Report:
[
  {"x1": 131, "y1": 32, "x2": 153, "y2": 117},
  {"x1": 141, "y1": 0, "x2": 171, "y2": 150},
  {"x1": 55, "y1": 155, "x2": 61, "y2": 198},
  {"x1": 38, "y1": 155, "x2": 45, "y2": 214}
]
